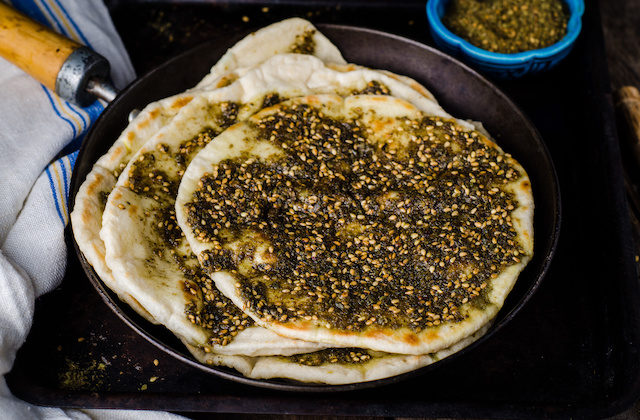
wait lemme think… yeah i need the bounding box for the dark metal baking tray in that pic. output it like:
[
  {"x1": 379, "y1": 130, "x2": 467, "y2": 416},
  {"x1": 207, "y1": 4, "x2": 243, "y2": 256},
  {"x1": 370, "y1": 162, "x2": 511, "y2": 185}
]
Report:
[{"x1": 7, "y1": 0, "x2": 640, "y2": 418}]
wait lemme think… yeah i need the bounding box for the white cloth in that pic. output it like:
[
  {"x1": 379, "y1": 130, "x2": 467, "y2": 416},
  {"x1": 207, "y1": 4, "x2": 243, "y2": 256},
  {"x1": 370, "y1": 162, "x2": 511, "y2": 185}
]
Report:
[{"x1": 0, "y1": 1, "x2": 185, "y2": 418}]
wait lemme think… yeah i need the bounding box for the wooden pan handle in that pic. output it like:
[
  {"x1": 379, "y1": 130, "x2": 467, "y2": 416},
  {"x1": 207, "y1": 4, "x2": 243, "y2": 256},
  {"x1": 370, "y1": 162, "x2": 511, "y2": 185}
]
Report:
[
  {"x1": 613, "y1": 85, "x2": 640, "y2": 221},
  {"x1": 0, "y1": 2, "x2": 116, "y2": 105},
  {"x1": 615, "y1": 86, "x2": 640, "y2": 168},
  {"x1": 0, "y1": 2, "x2": 81, "y2": 92}
]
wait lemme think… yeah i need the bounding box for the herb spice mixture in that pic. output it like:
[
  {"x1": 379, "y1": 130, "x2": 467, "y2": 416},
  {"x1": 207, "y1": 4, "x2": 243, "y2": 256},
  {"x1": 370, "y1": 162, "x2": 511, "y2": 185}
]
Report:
[
  {"x1": 442, "y1": 0, "x2": 569, "y2": 54},
  {"x1": 186, "y1": 101, "x2": 525, "y2": 334},
  {"x1": 289, "y1": 29, "x2": 317, "y2": 55},
  {"x1": 284, "y1": 348, "x2": 373, "y2": 366}
]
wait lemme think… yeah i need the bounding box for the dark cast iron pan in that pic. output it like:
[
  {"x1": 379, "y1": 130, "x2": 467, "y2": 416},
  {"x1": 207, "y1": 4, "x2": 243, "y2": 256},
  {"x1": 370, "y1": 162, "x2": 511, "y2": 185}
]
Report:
[{"x1": 68, "y1": 24, "x2": 561, "y2": 392}]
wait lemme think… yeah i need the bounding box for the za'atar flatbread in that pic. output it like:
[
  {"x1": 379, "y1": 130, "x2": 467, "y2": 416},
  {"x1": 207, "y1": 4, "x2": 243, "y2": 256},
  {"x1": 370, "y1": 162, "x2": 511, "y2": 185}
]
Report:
[
  {"x1": 99, "y1": 52, "x2": 465, "y2": 356},
  {"x1": 176, "y1": 94, "x2": 533, "y2": 355},
  {"x1": 186, "y1": 323, "x2": 490, "y2": 385}
]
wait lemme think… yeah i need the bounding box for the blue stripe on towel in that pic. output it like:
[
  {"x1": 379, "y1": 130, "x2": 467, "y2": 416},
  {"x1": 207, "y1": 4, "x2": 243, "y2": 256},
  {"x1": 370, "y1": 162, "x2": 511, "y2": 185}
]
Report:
[
  {"x1": 42, "y1": 86, "x2": 78, "y2": 138},
  {"x1": 35, "y1": 0, "x2": 76, "y2": 41},
  {"x1": 66, "y1": 102, "x2": 89, "y2": 132},
  {"x1": 45, "y1": 152, "x2": 79, "y2": 226},
  {"x1": 49, "y1": 0, "x2": 91, "y2": 46},
  {"x1": 9, "y1": 0, "x2": 50, "y2": 27},
  {"x1": 68, "y1": 150, "x2": 78, "y2": 168},
  {"x1": 45, "y1": 166, "x2": 66, "y2": 226},
  {"x1": 84, "y1": 99, "x2": 106, "y2": 123}
]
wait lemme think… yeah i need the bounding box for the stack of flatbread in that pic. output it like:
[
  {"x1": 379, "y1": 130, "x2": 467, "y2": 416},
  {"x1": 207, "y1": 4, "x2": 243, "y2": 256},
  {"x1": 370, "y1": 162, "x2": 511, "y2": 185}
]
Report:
[{"x1": 71, "y1": 18, "x2": 534, "y2": 385}]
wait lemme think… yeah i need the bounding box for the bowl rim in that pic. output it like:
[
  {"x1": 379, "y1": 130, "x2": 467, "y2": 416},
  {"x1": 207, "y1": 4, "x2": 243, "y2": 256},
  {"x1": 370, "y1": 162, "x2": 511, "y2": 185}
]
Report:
[{"x1": 426, "y1": 0, "x2": 585, "y2": 64}]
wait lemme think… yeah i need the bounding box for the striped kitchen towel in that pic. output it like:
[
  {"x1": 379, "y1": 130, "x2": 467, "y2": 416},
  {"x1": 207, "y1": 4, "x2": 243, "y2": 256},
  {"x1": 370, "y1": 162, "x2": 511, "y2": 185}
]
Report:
[{"x1": 0, "y1": 0, "x2": 185, "y2": 418}]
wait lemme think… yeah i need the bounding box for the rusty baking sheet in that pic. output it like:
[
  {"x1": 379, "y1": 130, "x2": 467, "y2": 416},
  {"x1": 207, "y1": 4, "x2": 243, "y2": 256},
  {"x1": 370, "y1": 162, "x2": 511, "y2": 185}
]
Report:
[{"x1": 7, "y1": 0, "x2": 640, "y2": 418}]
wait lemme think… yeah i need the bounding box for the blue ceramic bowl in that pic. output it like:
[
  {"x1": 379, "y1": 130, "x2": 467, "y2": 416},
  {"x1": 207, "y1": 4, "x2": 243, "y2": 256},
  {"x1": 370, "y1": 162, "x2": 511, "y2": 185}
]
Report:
[{"x1": 426, "y1": 0, "x2": 584, "y2": 79}]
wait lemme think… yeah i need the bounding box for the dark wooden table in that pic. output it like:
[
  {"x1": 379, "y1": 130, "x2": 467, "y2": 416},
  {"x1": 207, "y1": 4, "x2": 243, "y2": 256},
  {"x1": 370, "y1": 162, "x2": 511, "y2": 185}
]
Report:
[
  {"x1": 601, "y1": 1, "x2": 640, "y2": 93},
  {"x1": 600, "y1": 1, "x2": 640, "y2": 419}
]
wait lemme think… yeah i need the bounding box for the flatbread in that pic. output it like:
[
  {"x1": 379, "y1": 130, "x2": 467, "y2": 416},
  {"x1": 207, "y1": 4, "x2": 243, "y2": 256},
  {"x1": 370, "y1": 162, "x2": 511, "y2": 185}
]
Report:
[
  {"x1": 176, "y1": 94, "x2": 533, "y2": 355},
  {"x1": 194, "y1": 17, "x2": 346, "y2": 90},
  {"x1": 99, "y1": 53, "x2": 466, "y2": 355},
  {"x1": 186, "y1": 323, "x2": 490, "y2": 385},
  {"x1": 71, "y1": 18, "x2": 348, "y2": 327},
  {"x1": 71, "y1": 94, "x2": 199, "y2": 323}
]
